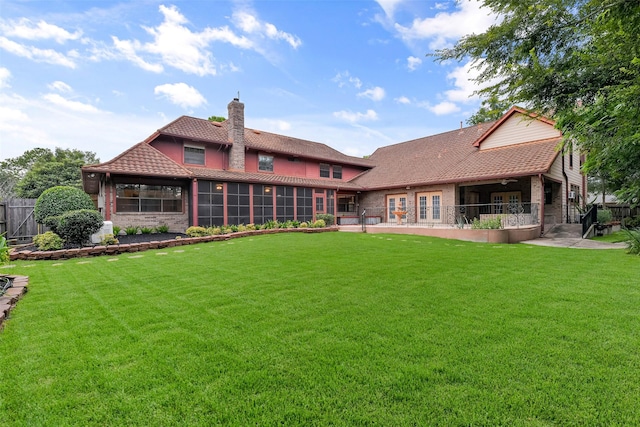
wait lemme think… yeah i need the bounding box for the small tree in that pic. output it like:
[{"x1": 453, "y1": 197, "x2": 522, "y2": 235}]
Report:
[
  {"x1": 57, "y1": 210, "x2": 103, "y2": 245},
  {"x1": 34, "y1": 186, "x2": 96, "y2": 224}
]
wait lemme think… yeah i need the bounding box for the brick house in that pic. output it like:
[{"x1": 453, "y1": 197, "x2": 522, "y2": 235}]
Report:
[{"x1": 82, "y1": 99, "x2": 585, "y2": 238}]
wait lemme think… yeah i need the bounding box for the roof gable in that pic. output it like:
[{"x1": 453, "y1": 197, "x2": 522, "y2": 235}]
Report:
[
  {"x1": 474, "y1": 106, "x2": 560, "y2": 149},
  {"x1": 82, "y1": 142, "x2": 191, "y2": 178}
]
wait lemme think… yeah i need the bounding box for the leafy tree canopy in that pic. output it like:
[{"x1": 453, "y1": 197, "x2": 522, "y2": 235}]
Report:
[
  {"x1": 208, "y1": 116, "x2": 226, "y2": 122},
  {"x1": 466, "y1": 94, "x2": 511, "y2": 125},
  {"x1": 2, "y1": 148, "x2": 99, "y2": 199},
  {"x1": 436, "y1": 0, "x2": 640, "y2": 206}
]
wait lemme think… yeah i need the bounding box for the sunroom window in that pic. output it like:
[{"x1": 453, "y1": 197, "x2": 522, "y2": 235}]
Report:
[{"x1": 116, "y1": 184, "x2": 182, "y2": 213}]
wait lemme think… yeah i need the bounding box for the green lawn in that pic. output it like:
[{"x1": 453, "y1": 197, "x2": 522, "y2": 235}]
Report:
[
  {"x1": 591, "y1": 230, "x2": 628, "y2": 243},
  {"x1": 1, "y1": 233, "x2": 639, "y2": 426}
]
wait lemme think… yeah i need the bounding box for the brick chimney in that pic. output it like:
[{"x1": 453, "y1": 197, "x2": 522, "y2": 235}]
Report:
[{"x1": 227, "y1": 98, "x2": 245, "y2": 171}]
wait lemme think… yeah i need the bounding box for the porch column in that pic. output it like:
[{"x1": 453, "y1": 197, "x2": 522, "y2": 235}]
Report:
[{"x1": 192, "y1": 179, "x2": 198, "y2": 227}]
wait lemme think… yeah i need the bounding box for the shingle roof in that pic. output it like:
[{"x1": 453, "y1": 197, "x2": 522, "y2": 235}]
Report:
[
  {"x1": 157, "y1": 116, "x2": 371, "y2": 167},
  {"x1": 187, "y1": 167, "x2": 363, "y2": 190},
  {"x1": 82, "y1": 142, "x2": 191, "y2": 178},
  {"x1": 351, "y1": 122, "x2": 562, "y2": 189}
]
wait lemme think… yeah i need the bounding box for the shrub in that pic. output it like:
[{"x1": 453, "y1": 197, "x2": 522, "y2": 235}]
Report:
[
  {"x1": 623, "y1": 228, "x2": 640, "y2": 255},
  {"x1": 246, "y1": 224, "x2": 257, "y2": 231},
  {"x1": 316, "y1": 213, "x2": 335, "y2": 226},
  {"x1": 262, "y1": 220, "x2": 277, "y2": 230},
  {"x1": 312, "y1": 219, "x2": 326, "y2": 228},
  {"x1": 155, "y1": 224, "x2": 169, "y2": 233},
  {"x1": 471, "y1": 216, "x2": 503, "y2": 229},
  {"x1": 34, "y1": 186, "x2": 95, "y2": 224},
  {"x1": 112, "y1": 225, "x2": 122, "y2": 236},
  {"x1": 207, "y1": 226, "x2": 222, "y2": 235},
  {"x1": 57, "y1": 209, "x2": 103, "y2": 245},
  {"x1": 597, "y1": 209, "x2": 613, "y2": 224},
  {"x1": 125, "y1": 226, "x2": 139, "y2": 235},
  {"x1": 622, "y1": 216, "x2": 640, "y2": 229},
  {"x1": 300, "y1": 222, "x2": 309, "y2": 228},
  {"x1": 100, "y1": 234, "x2": 119, "y2": 246},
  {"x1": 140, "y1": 226, "x2": 153, "y2": 234},
  {"x1": 43, "y1": 215, "x2": 62, "y2": 234},
  {"x1": 33, "y1": 231, "x2": 64, "y2": 251},
  {"x1": 185, "y1": 226, "x2": 208, "y2": 237},
  {"x1": 0, "y1": 233, "x2": 9, "y2": 264}
]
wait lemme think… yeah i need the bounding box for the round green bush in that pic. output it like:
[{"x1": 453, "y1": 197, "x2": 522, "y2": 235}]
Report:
[
  {"x1": 34, "y1": 186, "x2": 95, "y2": 224},
  {"x1": 57, "y1": 209, "x2": 103, "y2": 245},
  {"x1": 33, "y1": 231, "x2": 64, "y2": 251}
]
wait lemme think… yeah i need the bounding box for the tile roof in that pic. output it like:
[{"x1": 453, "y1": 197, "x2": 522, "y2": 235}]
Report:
[
  {"x1": 187, "y1": 166, "x2": 363, "y2": 190},
  {"x1": 351, "y1": 122, "x2": 562, "y2": 189},
  {"x1": 157, "y1": 116, "x2": 371, "y2": 167},
  {"x1": 82, "y1": 142, "x2": 191, "y2": 178}
]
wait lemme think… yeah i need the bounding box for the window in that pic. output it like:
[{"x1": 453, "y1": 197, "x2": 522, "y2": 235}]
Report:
[
  {"x1": 490, "y1": 191, "x2": 521, "y2": 214},
  {"x1": 297, "y1": 188, "x2": 314, "y2": 222},
  {"x1": 227, "y1": 183, "x2": 250, "y2": 225},
  {"x1": 320, "y1": 163, "x2": 330, "y2": 178},
  {"x1": 276, "y1": 186, "x2": 294, "y2": 222},
  {"x1": 116, "y1": 184, "x2": 182, "y2": 213},
  {"x1": 316, "y1": 197, "x2": 324, "y2": 212},
  {"x1": 184, "y1": 146, "x2": 205, "y2": 165},
  {"x1": 253, "y1": 185, "x2": 274, "y2": 224},
  {"x1": 198, "y1": 181, "x2": 224, "y2": 227},
  {"x1": 569, "y1": 146, "x2": 574, "y2": 168},
  {"x1": 333, "y1": 165, "x2": 342, "y2": 179},
  {"x1": 259, "y1": 154, "x2": 274, "y2": 172},
  {"x1": 326, "y1": 190, "x2": 335, "y2": 215}
]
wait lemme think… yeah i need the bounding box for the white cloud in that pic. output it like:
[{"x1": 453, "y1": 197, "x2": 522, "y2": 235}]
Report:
[
  {"x1": 0, "y1": 36, "x2": 77, "y2": 68},
  {"x1": 154, "y1": 83, "x2": 207, "y2": 109},
  {"x1": 42, "y1": 93, "x2": 100, "y2": 113},
  {"x1": 358, "y1": 86, "x2": 386, "y2": 101},
  {"x1": 332, "y1": 71, "x2": 362, "y2": 89},
  {"x1": 407, "y1": 55, "x2": 422, "y2": 71},
  {"x1": 0, "y1": 18, "x2": 82, "y2": 43},
  {"x1": 428, "y1": 101, "x2": 460, "y2": 115},
  {"x1": 48, "y1": 81, "x2": 72, "y2": 93},
  {"x1": 393, "y1": 0, "x2": 497, "y2": 50},
  {"x1": 233, "y1": 10, "x2": 302, "y2": 49},
  {"x1": 0, "y1": 67, "x2": 11, "y2": 89},
  {"x1": 395, "y1": 96, "x2": 411, "y2": 104},
  {"x1": 374, "y1": 0, "x2": 405, "y2": 20},
  {"x1": 333, "y1": 109, "x2": 378, "y2": 123},
  {"x1": 0, "y1": 92, "x2": 167, "y2": 162},
  {"x1": 110, "y1": 36, "x2": 164, "y2": 73}
]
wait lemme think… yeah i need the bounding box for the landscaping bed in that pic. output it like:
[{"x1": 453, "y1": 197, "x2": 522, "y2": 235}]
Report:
[{"x1": 9, "y1": 227, "x2": 338, "y2": 261}]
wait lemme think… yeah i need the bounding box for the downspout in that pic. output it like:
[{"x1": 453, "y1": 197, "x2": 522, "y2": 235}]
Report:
[
  {"x1": 562, "y1": 150, "x2": 569, "y2": 223},
  {"x1": 539, "y1": 174, "x2": 545, "y2": 236},
  {"x1": 105, "y1": 172, "x2": 111, "y2": 221},
  {"x1": 191, "y1": 179, "x2": 198, "y2": 227}
]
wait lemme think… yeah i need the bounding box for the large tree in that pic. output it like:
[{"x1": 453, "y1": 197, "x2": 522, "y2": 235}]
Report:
[
  {"x1": 1, "y1": 148, "x2": 99, "y2": 199},
  {"x1": 437, "y1": 0, "x2": 640, "y2": 206}
]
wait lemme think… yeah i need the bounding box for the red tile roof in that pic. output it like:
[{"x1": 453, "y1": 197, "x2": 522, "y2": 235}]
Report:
[
  {"x1": 187, "y1": 167, "x2": 363, "y2": 190},
  {"x1": 352, "y1": 122, "x2": 562, "y2": 189},
  {"x1": 82, "y1": 142, "x2": 191, "y2": 178},
  {"x1": 157, "y1": 116, "x2": 371, "y2": 167}
]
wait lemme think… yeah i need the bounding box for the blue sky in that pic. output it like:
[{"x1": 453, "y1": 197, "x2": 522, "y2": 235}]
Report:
[{"x1": 0, "y1": 0, "x2": 499, "y2": 163}]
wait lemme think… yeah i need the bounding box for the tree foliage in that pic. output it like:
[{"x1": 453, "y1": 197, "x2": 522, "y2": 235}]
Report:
[
  {"x1": 208, "y1": 115, "x2": 226, "y2": 122},
  {"x1": 1, "y1": 148, "x2": 99, "y2": 199},
  {"x1": 34, "y1": 186, "x2": 96, "y2": 224},
  {"x1": 436, "y1": 0, "x2": 640, "y2": 205},
  {"x1": 466, "y1": 94, "x2": 511, "y2": 125}
]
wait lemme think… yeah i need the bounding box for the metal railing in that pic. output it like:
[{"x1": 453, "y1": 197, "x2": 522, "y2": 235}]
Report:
[
  {"x1": 580, "y1": 205, "x2": 597, "y2": 237},
  {"x1": 354, "y1": 203, "x2": 540, "y2": 228}
]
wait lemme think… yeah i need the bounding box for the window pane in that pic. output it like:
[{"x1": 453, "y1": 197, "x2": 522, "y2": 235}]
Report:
[
  {"x1": 259, "y1": 155, "x2": 274, "y2": 172},
  {"x1": 141, "y1": 199, "x2": 162, "y2": 212},
  {"x1": 185, "y1": 146, "x2": 205, "y2": 165},
  {"x1": 333, "y1": 165, "x2": 342, "y2": 179},
  {"x1": 117, "y1": 198, "x2": 139, "y2": 212},
  {"x1": 163, "y1": 199, "x2": 181, "y2": 212},
  {"x1": 319, "y1": 163, "x2": 330, "y2": 178},
  {"x1": 140, "y1": 185, "x2": 162, "y2": 198},
  {"x1": 117, "y1": 184, "x2": 139, "y2": 198}
]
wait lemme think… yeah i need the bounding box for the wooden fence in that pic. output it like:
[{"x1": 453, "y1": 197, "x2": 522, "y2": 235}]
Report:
[{"x1": 0, "y1": 198, "x2": 42, "y2": 243}]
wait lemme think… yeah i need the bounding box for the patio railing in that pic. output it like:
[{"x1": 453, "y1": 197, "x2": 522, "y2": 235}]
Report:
[{"x1": 350, "y1": 203, "x2": 540, "y2": 229}]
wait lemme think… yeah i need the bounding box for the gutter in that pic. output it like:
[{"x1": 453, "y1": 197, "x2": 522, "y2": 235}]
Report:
[{"x1": 562, "y1": 149, "x2": 569, "y2": 223}]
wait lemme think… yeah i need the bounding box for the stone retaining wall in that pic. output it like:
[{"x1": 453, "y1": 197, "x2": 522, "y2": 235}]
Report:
[
  {"x1": 9, "y1": 227, "x2": 339, "y2": 261},
  {"x1": 0, "y1": 275, "x2": 28, "y2": 331}
]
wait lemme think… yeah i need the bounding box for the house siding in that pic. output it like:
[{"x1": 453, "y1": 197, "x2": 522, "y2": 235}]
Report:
[{"x1": 480, "y1": 113, "x2": 561, "y2": 150}]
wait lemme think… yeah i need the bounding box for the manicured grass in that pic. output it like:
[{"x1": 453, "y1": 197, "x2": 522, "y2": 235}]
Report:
[
  {"x1": 1, "y1": 233, "x2": 639, "y2": 425},
  {"x1": 591, "y1": 230, "x2": 628, "y2": 243}
]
